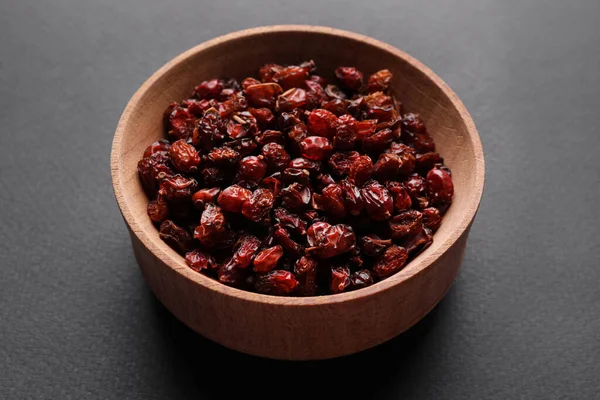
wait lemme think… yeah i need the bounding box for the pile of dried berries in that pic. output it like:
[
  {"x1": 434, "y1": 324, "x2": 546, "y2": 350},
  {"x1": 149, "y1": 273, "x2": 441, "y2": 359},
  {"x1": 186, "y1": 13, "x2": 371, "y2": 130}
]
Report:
[{"x1": 138, "y1": 60, "x2": 454, "y2": 296}]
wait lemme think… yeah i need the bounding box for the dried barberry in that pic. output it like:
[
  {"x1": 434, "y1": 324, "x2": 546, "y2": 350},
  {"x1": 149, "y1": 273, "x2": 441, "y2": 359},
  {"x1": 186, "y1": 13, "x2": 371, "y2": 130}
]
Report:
[
  {"x1": 141, "y1": 60, "x2": 453, "y2": 296},
  {"x1": 372, "y1": 245, "x2": 408, "y2": 279},
  {"x1": 254, "y1": 270, "x2": 298, "y2": 295}
]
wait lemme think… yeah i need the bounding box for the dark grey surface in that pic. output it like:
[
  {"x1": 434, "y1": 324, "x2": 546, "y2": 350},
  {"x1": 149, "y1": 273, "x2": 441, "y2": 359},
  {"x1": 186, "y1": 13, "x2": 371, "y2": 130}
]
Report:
[{"x1": 1, "y1": 0, "x2": 599, "y2": 398}]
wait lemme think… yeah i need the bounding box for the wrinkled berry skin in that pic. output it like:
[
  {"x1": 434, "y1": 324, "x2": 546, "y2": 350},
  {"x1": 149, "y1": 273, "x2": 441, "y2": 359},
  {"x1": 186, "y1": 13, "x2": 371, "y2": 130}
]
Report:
[
  {"x1": 242, "y1": 188, "x2": 274, "y2": 222},
  {"x1": 192, "y1": 187, "x2": 220, "y2": 209},
  {"x1": 330, "y1": 266, "x2": 352, "y2": 294},
  {"x1": 143, "y1": 139, "x2": 170, "y2": 158},
  {"x1": 300, "y1": 136, "x2": 333, "y2": 161},
  {"x1": 255, "y1": 270, "x2": 299, "y2": 295},
  {"x1": 185, "y1": 249, "x2": 216, "y2": 272},
  {"x1": 367, "y1": 69, "x2": 393, "y2": 92},
  {"x1": 236, "y1": 156, "x2": 267, "y2": 184},
  {"x1": 253, "y1": 245, "x2": 284, "y2": 273},
  {"x1": 159, "y1": 220, "x2": 193, "y2": 254},
  {"x1": 169, "y1": 139, "x2": 201, "y2": 173},
  {"x1": 218, "y1": 185, "x2": 252, "y2": 212},
  {"x1": 280, "y1": 183, "x2": 311, "y2": 212},
  {"x1": 372, "y1": 245, "x2": 408, "y2": 279},
  {"x1": 361, "y1": 180, "x2": 393, "y2": 221},
  {"x1": 140, "y1": 60, "x2": 453, "y2": 296},
  {"x1": 350, "y1": 269, "x2": 374, "y2": 290},
  {"x1": 335, "y1": 67, "x2": 364, "y2": 91},
  {"x1": 426, "y1": 166, "x2": 454, "y2": 206},
  {"x1": 308, "y1": 109, "x2": 338, "y2": 139},
  {"x1": 306, "y1": 222, "x2": 356, "y2": 259}
]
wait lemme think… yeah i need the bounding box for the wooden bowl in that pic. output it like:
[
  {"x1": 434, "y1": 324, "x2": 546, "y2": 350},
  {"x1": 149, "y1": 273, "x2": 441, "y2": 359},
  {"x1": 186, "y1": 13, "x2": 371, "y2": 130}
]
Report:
[{"x1": 111, "y1": 25, "x2": 484, "y2": 360}]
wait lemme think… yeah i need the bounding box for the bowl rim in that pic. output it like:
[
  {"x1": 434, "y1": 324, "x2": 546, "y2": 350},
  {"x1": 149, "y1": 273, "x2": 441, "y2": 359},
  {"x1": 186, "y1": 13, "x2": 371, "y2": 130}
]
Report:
[{"x1": 111, "y1": 25, "x2": 485, "y2": 307}]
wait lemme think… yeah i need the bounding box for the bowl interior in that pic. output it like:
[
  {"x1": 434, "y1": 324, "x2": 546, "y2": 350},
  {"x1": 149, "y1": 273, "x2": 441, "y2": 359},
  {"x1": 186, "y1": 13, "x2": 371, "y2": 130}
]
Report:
[{"x1": 113, "y1": 26, "x2": 483, "y2": 299}]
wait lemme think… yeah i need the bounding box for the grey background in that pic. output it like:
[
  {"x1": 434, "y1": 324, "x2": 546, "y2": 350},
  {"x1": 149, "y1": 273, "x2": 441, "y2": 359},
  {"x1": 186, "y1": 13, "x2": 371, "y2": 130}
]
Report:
[{"x1": 1, "y1": 0, "x2": 599, "y2": 398}]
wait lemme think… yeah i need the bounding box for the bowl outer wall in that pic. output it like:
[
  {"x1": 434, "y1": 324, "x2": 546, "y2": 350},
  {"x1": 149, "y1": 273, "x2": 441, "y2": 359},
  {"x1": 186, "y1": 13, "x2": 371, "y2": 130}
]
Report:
[{"x1": 111, "y1": 25, "x2": 485, "y2": 360}]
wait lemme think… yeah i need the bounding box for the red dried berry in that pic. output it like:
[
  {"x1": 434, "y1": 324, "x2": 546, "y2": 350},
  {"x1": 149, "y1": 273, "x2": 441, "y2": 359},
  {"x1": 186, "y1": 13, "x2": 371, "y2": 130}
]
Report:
[
  {"x1": 294, "y1": 256, "x2": 318, "y2": 296},
  {"x1": 193, "y1": 79, "x2": 224, "y2": 100},
  {"x1": 192, "y1": 108, "x2": 225, "y2": 151},
  {"x1": 388, "y1": 210, "x2": 423, "y2": 240},
  {"x1": 321, "y1": 99, "x2": 348, "y2": 116},
  {"x1": 143, "y1": 139, "x2": 170, "y2": 158},
  {"x1": 273, "y1": 66, "x2": 309, "y2": 90},
  {"x1": 335, "y1": 67, "x2": 364, "y2": 91},
  {"x1": 349, "y1": 269, "x2": 374, "y2": 290},
  {"x1": 339, "y1": 180, "x2": 364, "y2": 216},
  {"x1": 300, "y1": 136, "x2": 333, "y2": 161},
  {"x1": 402, "y1": 113, "x2": 435, "y2": 153},
  {"x1": 166, "y1": 105, "x2": 196, "y2": 140},
  {"x1": 359, "y1": 234, "x2": 392, "y2": 257},
  {"x1": 138, "y1": 152, "x2": 174, "y2": 197},
  {"x1": 274, "y1": 208, "x2": 307, "y2": 236},
  {"x1": 280, "y1": 182, "x2": 311, "y2": 212},
  {"x1": 160, "y1": 174, "x2": 198, "y2": 201},
  {"x1": 247, "y1": 107, "x2": 275, "y2": 128},
  {"x1": 192, "y1": 187, "x2": 221, "y2": 209},
  {"x1": 242, "y1": 77, "x2": 261, "y2": 90},
  {"x1": 245, "y1": 83, "x2": 283, "y2": 108},
  {"x1": 185, "y1": 249, "x2": 216, "y2": 272},
  {"x1": 236, "y1": 156, "x2": 267, "y2": 184},
  {"x1": 289, "y1": 157, "x2": 322, "y2": 175},
  {"x1": 259, "y1": 176, "x2": 282, "y2": 198},
  {"x1": 330, "y1": 266, "x2": 351, "y2": 294},
  {"x1": 404, "y1": 173, "x2": 430, "y2": 209},
  {"x1": 307, "y1": 109, "x2": 338, "y2": 139},
  {"x1": 253, "y1": 245, "x2": 284, "y2": 273},
  {"x1": 262, "y1": 143, "x2": 291, "y2": 172},
  {"x1": 206, "y1": 146, "x2": 240, "y2": 169},
  {"x1": 241, "y1": 188, "x2": 274, "y2": 222},
  {"x1": 224, "y1": 138, "x2": 257, "y2": 157},
  {"x1": 425, "y1": 166, "x2": 454, "y2": 206},
  {"x1": 373, "y1": 153, "x2": 402, "y2": 180},
  {"x1": 361, "y1": 180, "x2": 393, "y2": 221},
  {"x1": 277, "y1": 88, "x2": 307, "y2": 112},
  {"x1": 281, "y1": 168, "x2": 312, "y2": 186},
  {"x1": 229, "y1": 235, "x2": 262, "y2": 269},
  {"x1": 386, "y1": 142, "x2": 416, "y2": 175},
  {"x1": 416, "y1": 152, "x2": 443, "y2": 173},
  {"x1": 329, "y1": 151, "x2": 360, "y2": 176},
  {"x1": 183, "y1": 99, "x2": 211, "y2": 116},
  {"x1": 169, "y1": 139, "x2": 201, "y2": 173},
  {"x1": 147, "y1": 191, "x2": 169, "y2": 223},
  {"x1": 362, "y1": 128, "x2": 394, "y2": 153},
  {"x1": 218, "y1": 262, "x2": 248, "y2": 288},
  {"x1": 386, "y1": 181, "x2": 412, "y2": 211},
  {"x1": 306, "y1": 222, "x2": 356, "y2": 259},
  {"x1": 254, "y1": 270, "x2": 298, "y2": 295},
  {"x1": 312, "y1": 184, "x2": 346, "y2": 220},
  {"x1": 333, "y1": 114, "x2": 358, "y2": 150},
  {"x1": 422, "y1": 207, "x2": 442, "y2": 232},
  {"x1": 258, "y1": 63, "x2": 284, "y2": 83},
  {"x1": 367, "y1": 69, "x2": 393, "y2": 92},
  {"x1": 226, "y1": 111, "x2": 258, "y2": 139},
  {"x1": 255, "y1": 130, "x2": 285, "y2": 147},
  {"x1": 372, "y1": 245, "x2": 408, "y2": 279},
  {"x1": 356, "y1": 119, "x2": 378, "y2": 140},
  {"x1": 347, "y1": 155, "x2": 373, "y2": 186},
  {"x1": 218, "y1": 185, "x2": 252, "y2": 213},
  {"x1": 159, "y1": 220, "x2": 193, "y2": 254}
]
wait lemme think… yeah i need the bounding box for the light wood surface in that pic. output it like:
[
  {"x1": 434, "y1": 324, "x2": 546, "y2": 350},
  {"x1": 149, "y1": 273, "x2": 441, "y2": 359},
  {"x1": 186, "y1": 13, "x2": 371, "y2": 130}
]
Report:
[{"x1": 111, "y1": 25, "x2": 485, "y2": 360}]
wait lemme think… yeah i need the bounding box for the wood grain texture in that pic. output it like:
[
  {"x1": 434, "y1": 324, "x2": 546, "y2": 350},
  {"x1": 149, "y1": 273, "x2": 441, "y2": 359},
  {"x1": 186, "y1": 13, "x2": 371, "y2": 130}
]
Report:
[{"x1": 111, "y1": 25, "x2": 485, "y2": 360}]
